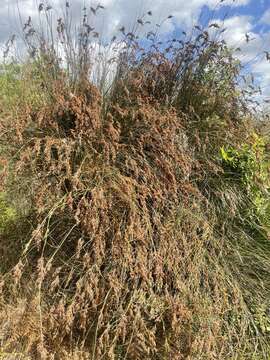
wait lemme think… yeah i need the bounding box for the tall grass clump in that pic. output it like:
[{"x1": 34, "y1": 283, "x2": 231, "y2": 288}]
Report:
[{"x1": 0, "y1": 2, "x2": 270, "y2": 359}]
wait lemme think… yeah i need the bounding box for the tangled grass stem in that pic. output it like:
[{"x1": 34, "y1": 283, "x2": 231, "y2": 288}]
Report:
[{"x1": 0, "y1": 3, "x2": 270, "y2": 359}]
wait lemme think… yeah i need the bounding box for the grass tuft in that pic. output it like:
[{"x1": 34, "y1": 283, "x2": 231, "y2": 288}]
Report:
[{"x1": 0, "y1": 3, "x2": 269, "y2": 359}]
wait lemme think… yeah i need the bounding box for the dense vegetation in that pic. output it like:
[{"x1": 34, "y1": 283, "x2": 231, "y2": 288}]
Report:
[{"x1": 0, "y1": 3, "x2": 270, "y2": 359}]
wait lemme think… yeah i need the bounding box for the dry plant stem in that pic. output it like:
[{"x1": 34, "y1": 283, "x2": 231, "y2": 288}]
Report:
[{"x1": 0, "y1": 2, "x2": 269, "y2": 359}]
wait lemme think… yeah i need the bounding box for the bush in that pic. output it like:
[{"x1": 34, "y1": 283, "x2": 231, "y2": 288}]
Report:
[
  {"x1": 220, "y1": 133, "x2": 270, "y2": 227},
  {"x1": 0, "y1": 4, "x2": 269, "y2": 359}
]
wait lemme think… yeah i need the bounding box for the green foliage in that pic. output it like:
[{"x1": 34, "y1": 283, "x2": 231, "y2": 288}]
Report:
[
  {"x1": 0, "y1": 63, "x2": 22, "y2": 107},
  {"x1": 0, "y1": 193, "x2": 16, "y2": 232},
  {"x1": 0, "y1": 63, "x2": 46, "y2": 111},
  {"x1": 251, "y1": 304, "x2": 270, "y2": 335},
  {"x1": 220, "y1": 133, "x2": 270, "y2": 226}
]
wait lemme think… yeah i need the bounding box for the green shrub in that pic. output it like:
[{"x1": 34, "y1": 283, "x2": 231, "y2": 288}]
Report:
[
  {"x1": 220, "y1": 133, "x2": 270, "y2": 226},
  {"x1": 0, "y1": 193, "x2": 16, "y2": 233}
]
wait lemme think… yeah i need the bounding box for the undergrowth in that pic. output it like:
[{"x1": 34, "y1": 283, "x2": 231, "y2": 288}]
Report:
[{"x1": 0, "y1": 2, "x2": 269, "y2": 359}]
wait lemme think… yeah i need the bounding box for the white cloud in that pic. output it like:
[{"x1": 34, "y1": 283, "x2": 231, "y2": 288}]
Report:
[
  {"x1": 209, "y1": 14, "x2": 270, "y2": 100},
  {"x1": 7, "y1": 0, "x2": 270, "y2": 100},
  {"x1": 0, "y1": 0, "x2": 251, "y2": 44},
  {"x1": 251, "y1": 57, "x2": 270, "y2": 98},
  {"x1": 0, "y1": 0, "x2": 252, "y2": 65},
  {"x1": 213, "y1": 15, "x2": 253, "y2": 44},
  {"x1": 260, "y1": 9, "x2": 270, "y2": 24},
  {"x1": 209, "y1": 15, "x2": 266, "y2": 69}
]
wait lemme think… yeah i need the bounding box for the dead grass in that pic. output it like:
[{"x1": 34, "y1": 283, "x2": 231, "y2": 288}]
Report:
[{"x1": 0, "y1": 3, "x2": 270, "y2": 359}]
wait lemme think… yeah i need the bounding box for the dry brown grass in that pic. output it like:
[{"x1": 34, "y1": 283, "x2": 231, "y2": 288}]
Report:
[{"x1": 0, "y1": 4, "x2": 270, "y2": 359}]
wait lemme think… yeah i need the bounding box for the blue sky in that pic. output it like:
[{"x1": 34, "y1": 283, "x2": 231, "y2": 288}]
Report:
[
  {"x1": 214, "y1": 0, "x2": 269, "y2": 23},
  {"x1": 1, "y1": 0, "x2": 270, "y2": 98},
  {"x1": 210, "y1": 0, "x2": 270, "y2": 44}
]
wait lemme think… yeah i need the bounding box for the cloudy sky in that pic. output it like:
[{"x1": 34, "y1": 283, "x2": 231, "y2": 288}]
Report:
[{"x1": 1, "y1": 0, "x2": 270, "y2": 98}]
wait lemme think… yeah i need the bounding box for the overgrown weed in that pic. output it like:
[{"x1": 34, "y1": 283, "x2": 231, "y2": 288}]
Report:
[{"x1": 0, "y1": 1, "x2": 269, "y2": 359}]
